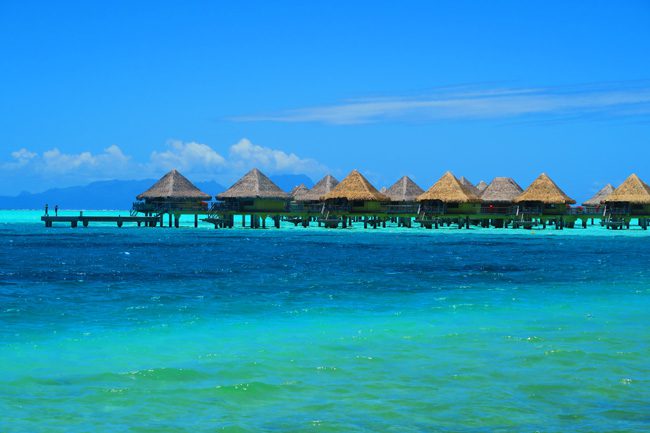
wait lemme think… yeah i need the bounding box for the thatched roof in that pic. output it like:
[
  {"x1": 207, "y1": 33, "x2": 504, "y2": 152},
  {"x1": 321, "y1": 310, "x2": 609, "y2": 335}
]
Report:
[
  {"x1": 583, "y1": 184, "x2": 614, "y2": 206},
  {"x1": 217, "y1": 168, "x2": 289, "y2": 200},
  {"x1": 514, "y1": 173, "x2": 576, "y2": 204},
  {"x1": 459, "y1": 176, "x2": 481, "y2": 196},
  {"x1": 294, "y1": 175, "x2": 339, "y2": 202},
  {"x1": 480, "y1": 177, "x2": 523, "y2": 203},
  {"x1": 605, "y1": 174, "x2": 650, "y2": 204},
  {"x1": 476, "y1": 180, "x2": 488, "y2": 193},
  {"x1": 385, "y1": 176, "x2": 424, "y2": 202},
  {"x1": 322, "y1": 170, "x2": 389, "y2": 201},
  {"x1": 137, "y1": 169, "x2": 211, "y2": 201},
  {"x1": 290, "y1": 184, "x2": 309, "y2": 198},
  {"x1": 417, "y1": 171, "x2": 481, "y2": 203}
]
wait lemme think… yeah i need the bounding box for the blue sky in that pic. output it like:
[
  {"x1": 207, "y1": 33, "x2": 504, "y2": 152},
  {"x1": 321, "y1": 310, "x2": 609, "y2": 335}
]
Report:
[{"x1": 1, "y1": 1, "x2": 649, "y2": 201}]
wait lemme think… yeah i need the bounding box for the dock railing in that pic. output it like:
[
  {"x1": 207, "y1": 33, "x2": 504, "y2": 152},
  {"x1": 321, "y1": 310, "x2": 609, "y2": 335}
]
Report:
[
  {"x1": 288, "y1": 203, "x2": 325, "y2": 213},
  {"x1": 419, "y1": 204, "x2": 446, "y2": 215},
  {"x1": 480, "y1": 205, "x2": 516, "y2": 215},
  {"x1": 516, "y1": 206, "x2": 543, "y2": 215},
  {"x1": 209, "y1": 201, "x2": 242, "y2": 213},
  {"x1": 208, "y1": 201, "x2": 293, "y2": 216},
  {"x1": 384, "y1": 203, "x2": 419, "y2": 214},
  {"x1": 324, "y1": 204, "x2": 352, "y2": 213}
]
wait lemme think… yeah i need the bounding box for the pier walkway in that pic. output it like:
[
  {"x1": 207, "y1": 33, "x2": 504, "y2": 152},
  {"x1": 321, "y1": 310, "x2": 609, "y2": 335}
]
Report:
[{"x1": 41, "y1": 215, "x2": 161, "y2": 228}]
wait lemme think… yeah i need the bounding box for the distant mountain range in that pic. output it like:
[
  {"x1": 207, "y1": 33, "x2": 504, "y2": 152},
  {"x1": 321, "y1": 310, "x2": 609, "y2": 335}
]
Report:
[{"x1": 0, "y1": 174, "x2": 314, "y2": 210}]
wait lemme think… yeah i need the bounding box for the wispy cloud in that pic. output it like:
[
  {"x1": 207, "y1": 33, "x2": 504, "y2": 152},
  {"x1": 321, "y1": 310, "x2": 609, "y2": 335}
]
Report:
[{"x1": 231, "y1": 83, "x2": 650, "y2": 125}]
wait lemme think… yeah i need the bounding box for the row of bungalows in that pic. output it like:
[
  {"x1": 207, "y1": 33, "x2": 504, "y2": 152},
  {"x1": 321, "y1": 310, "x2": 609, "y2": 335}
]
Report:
[{"x1": 132, "y1": 168, "x2": 650, "y2": 230}]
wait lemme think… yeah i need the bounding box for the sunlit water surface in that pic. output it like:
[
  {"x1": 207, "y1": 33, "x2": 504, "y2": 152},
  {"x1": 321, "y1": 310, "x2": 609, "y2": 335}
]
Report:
[{"x1": 1, "y1": 211, "x2": 649, "y2": 432}]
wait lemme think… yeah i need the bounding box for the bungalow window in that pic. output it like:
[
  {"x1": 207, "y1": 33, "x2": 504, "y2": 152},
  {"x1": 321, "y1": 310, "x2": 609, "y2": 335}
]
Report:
[
  {"x1": 352, "y1": 200, "x2": 364, "y2": 207},
  {"x1": 241, "y1": 200, "x2": 254, "y2": 207}
]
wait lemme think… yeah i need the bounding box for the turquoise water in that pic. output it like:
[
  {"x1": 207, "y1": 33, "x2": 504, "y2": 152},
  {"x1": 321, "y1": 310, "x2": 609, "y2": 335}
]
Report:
[{"x1": 1, "y1": 210, "x2": 649, "y2": 432}]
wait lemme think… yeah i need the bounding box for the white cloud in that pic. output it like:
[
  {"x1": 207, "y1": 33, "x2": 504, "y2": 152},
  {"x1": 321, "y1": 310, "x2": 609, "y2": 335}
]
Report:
[
  {"x1": 5, "y1": 148, "x2": 37, "y2": 168},
  {"x1": 149, "y1": 140, "x2": 226, "y2": 172},
  {"x1": 231, "y1": 84, "x2": 650, "y2": 125},
  {"x1": 228, "y1": 138, "x2": 325, "y2": 174},
  {"x1": 3, "y1": 145, "x2": 132, "y2": 175},
  {"x1": 0, "y1": 139, "x2": 327, "y2": 194}
]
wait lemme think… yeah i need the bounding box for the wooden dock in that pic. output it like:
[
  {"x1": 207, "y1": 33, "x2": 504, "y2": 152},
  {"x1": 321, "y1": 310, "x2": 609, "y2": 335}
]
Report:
[{"x1": 41, "y1": 215, "x2": 161, "y2": 228}]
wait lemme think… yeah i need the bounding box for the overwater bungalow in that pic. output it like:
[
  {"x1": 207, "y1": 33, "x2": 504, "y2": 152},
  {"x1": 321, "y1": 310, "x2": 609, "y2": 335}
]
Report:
[
  {"x1": 321, "y1": 170, "x2": 388, "y2": 227},
  {"x1": 294, "y1": 175, "x2": 339, "y2": 203},
  {"x1": 289, "y1": 184, "x2": 309, "y2": 199},
  {"x1": 417, "y1": 172, "x2": 481, "y2": 228},
  {"x1": 603, "y1": 174, "x2": 650, "y2": 229},
  {"x1": 384, "y1": 176, "x2": 424, "y2": 227},
  {"x1": 476, "y1": 180, "x2": 488, "y2": 194},
  {"x1": 581, "y1": 184, "x2": 613, "y2": 225},
  {"x1": 513, "y1": 173, "x2": 575, "y2": 228},
  {"x1": 288, "y1": 175, "x2": 339, "y2": 224},
  {"x1": 479, "y1": 177, "x2": 523, "y2": 227},
  {"x1": 215, "y1": 168, "x2": 289, "y2": 228},
  {"x1": 583, "y1": 184, "x2": 614, "y2": 208},
  {"x1": 459, "y1": 176, "x2": 481, "y2": 197},
  {"x1": 133, "y1": 169, "x2": 211, "y2": 227}
]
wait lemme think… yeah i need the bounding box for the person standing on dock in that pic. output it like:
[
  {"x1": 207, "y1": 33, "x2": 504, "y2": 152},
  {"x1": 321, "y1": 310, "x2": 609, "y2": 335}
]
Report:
[
  {"x1": 44, "y1": 204, "x2": 49, "y2": 216},
  {"x1": 55, "y1": 205, "x2": 58, "y2": 216}
]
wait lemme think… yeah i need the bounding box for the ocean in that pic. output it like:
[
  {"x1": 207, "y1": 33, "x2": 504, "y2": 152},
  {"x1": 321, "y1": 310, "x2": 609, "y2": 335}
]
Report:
[{"x1": 1, "y1": 210, "x2": 649, "y2": 432}]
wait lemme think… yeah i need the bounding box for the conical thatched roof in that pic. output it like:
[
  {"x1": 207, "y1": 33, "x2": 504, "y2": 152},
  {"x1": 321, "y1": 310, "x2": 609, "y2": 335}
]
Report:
[
  {"x1": 294, "y1": 175, "x2": 339, "y2": 202},
  {"x1": 604, "y1": 174, "x2": 650, "y2": 204},
  {"x1": 583, "y1": 184, "x2": 614, "y2": 206},
  {"x1": 514, "y1": 173, "x2": 575, "y2": 204},
  {"x1": 137, "y1": 169, "x2": 211, "y2": 201},
  {"x1": 290, "y1": 184, "x2": 309, "y2": 198},
  {"x1": 476, "y1": 180, "x2": 488, "y2": 193},
  {"x1": 480, "y1": 177, "x2": 523, "y2": 203},
  {"x1": 293, "y1": 174, "x2": 339, "y2": 201},
  {"x1": 459, "y1": 176, "x2": 481, "y2": 196},
  {"x1": 217, "y1": 168, "x2": 289, "y2": 200},
  {"x1": 417, "y1": 171, "x2": 481, "y2": 203},
  {"x1": 322, "y1": 170, "x2": 389, "y2": 201},
  {"x1": 385, "y1": 176, "x2": 425, "y2": 202}
]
